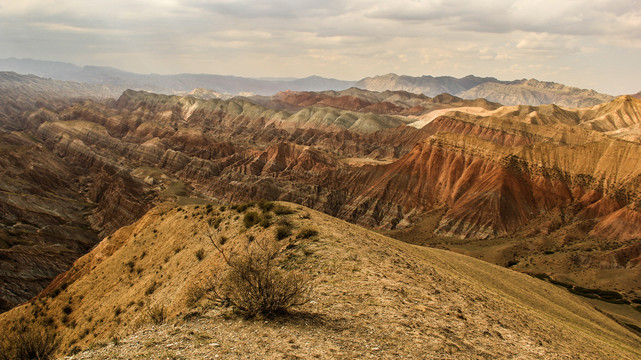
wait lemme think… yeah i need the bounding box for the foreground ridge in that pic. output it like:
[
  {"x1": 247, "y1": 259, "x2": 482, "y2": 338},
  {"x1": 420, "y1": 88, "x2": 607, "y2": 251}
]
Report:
[{"x1": 1, "y1": 202, "x2": 639, "y2": 359}]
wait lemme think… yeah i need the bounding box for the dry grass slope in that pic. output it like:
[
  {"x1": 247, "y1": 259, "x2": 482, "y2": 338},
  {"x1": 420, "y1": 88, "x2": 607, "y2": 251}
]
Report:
[{"x1": 0, "y1": 202, "x2": 639, "y2": 359}]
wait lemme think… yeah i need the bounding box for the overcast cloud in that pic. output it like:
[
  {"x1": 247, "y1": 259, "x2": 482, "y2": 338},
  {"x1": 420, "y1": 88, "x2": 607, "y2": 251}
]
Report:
[{"x1": 0, "y1": 0, "x2": 639, "y2": 94}]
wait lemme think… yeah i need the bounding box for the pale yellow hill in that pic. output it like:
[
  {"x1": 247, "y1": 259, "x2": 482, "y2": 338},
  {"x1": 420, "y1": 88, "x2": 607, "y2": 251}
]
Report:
[{"x1": 1, "y1": 202, "x2": 639, "y2": 359}]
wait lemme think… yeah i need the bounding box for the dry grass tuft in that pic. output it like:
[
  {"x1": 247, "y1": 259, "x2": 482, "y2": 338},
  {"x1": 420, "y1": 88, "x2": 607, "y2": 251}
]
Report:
[
  {"x1": 0, "y1": 325, "x2": 59, "y2": 360},
  {"x1": 144, "y1": 303, "x2": 167, "y2": 325}
]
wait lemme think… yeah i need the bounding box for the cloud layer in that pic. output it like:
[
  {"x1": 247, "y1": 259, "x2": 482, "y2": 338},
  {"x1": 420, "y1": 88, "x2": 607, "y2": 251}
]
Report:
[{"x1": 0, "y1": 0, "x2": 639, "y2": 94}]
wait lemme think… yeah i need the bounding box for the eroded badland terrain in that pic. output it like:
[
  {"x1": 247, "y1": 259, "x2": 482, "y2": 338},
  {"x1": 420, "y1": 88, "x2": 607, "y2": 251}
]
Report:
[{"x1": 1, "y1": 71, "x2": 641, "y2": 358}]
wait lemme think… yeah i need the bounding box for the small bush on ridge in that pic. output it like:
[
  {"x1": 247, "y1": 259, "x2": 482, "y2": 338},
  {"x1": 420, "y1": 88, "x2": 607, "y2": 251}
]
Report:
[{"x1": 205, "y1": 233, "x2": 311, "y2": 317}]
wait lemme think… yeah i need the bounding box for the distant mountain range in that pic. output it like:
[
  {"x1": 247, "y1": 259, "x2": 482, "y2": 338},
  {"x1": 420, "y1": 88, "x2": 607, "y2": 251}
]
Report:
[
  {"x1": 0, "y1": 57, "x2": 627, "y2": 107},
  {"x1": 0, "y1": 58, "x2": 354, "y2": 96},
  {"x1": 356, "y1": 74, "x2": 615, "y2": 108}
]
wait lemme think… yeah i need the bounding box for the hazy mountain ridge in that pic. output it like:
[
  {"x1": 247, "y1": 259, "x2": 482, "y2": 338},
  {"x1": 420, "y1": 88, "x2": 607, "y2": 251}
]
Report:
[
  {"x1": 0, "y1": 58, "x2": 355, "y2": 96},
  {"x1": 355, "y1": 73, "x2": 507, "y2": 96},
  {"x1": 459, "y1": 78, "x2": 615, "y2": 108},
  {"x1": 357, "y1": 73, "x2": 614, "y2": 108},
  {"x1": 0, "y1": 58, "x2": 616, "y2": 108}
]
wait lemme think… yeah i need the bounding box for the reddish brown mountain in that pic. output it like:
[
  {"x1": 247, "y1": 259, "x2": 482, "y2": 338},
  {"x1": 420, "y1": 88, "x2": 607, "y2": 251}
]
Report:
[{"x1": 2, "y1": 75, "x2": 641, "y2": 311}]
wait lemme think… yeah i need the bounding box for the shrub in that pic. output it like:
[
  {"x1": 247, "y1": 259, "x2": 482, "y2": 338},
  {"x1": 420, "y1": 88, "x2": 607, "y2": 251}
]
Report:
[
  {"x1": 275, "y1": 225, "x2": 292, "y2": 240},
  {"x1": 62, "y1": 305, "x2": 72, "y2": 315},
  {"x1": 243, "y1": 211, "x2": 261, "y2": 228},
  {"x1": 206, "y1": 234, "x2": 312, "y2": 317},
  {"x1": 233, "y1": 202, "x2": 255, "y2": 213},
  {"x1": 296, "y1": 228, "x2": 318, "y2": 239},
  {"x1": 144, "y1": 303, "x2": 167, "y2": 325},
  {"x1": 209, "y1": 217, "x2": 222, "y2": 229},
  {"x1": 273, "y1": 204, "x2": 294, "y2": 215},
  {"x1": 185, "y1": 283, "x2": 208, "y2": 308},
  {"x1": 257, "y1": 199, "x2": 274, "y2": 212},
  {"x1": 145, "y1": 281, "x2": 160, "y2": 296},
  {"x1": 259, "y1": 218, "x2": 272, "y2": 228},
  {"x1": 126, "y1": 260, "x2": 136, "y2": 272},
  {"x1": 0, "y1": 325, "x2": 59, "y2": 360},
  {"x1": 195, "y1": 248, "x2": 206, "y2": 261}
]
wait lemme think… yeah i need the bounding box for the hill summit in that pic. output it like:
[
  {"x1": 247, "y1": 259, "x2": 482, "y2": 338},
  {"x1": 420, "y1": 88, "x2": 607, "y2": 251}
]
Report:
[{"x1": 1, "y1": 202, "x2": 639, "y2": 358}]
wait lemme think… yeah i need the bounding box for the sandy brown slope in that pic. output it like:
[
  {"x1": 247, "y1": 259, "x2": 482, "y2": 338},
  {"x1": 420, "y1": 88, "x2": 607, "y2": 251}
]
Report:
[{"x1": 0, "y1": 202, "x2": 639, "y2": 359}]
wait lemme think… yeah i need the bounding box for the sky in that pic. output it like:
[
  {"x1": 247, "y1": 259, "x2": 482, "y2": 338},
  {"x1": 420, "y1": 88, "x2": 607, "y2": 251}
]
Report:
[{"x1": 0, "y1": 0, "x2": 640, "y2": 95}]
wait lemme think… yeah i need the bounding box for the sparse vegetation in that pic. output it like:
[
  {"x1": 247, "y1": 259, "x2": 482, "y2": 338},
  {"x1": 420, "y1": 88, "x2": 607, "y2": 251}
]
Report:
[
  {"x1": 195, "y1": 248, "x2": 206, "y2": 261},
  {"x1": 275, "y1": 225, "x2": 292, "y2": 240},
  {"x1": 144, "y1": 303, "x2": 167, "y2": 325},
  {"x1": 126, "y1": 260, "x2": 136, "y2": 272},
  {"x1": 296, "y1": 228, "x2": 318, "y2": 239},
  {"x1": 0, "y1": 325, "x2": 59, "y2": 360},
  {"x1": 209, "y1": 217, "x2": 222, "y2": 229},
  {"x1": 185, "y1": 283, "x2": 209, "y2": 308},
  {"x1": 62, "y1": 305, "x2": 72, "y2": 315},
  {"x1": 232, "y1": 201, "x2": 255, "y2": 213},
  {"x1": 273, "y1": 204, "x2": 294, "y2": 215},
  {"x1": 205, "y1": 232, "x2": 312, "y2": 317},
  {"x1": 145, "y1": 281, "x2": 160, "y2": 296},
  {"x1": 257, "y1": 199, "x2": 274, "y2": 212},
  {"x1": 243, "y1": 211, "x2": 261, "y2": 228},
  {"x1": 259, "y1": 217, "x2": 272, "y2": 228},
  {"x1": 50, "y1": 288, "x2": 61, "y2": 298}
]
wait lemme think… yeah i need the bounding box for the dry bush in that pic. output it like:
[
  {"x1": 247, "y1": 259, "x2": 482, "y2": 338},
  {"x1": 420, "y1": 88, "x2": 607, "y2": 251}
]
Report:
[
  {"x1": 296, "y1": 228, "x2": 318, "y2": 239},
  {"x1": 185, "y1": 282, "x2": 212, "y2": 308},
  {"x1": 275, "y1": 224, "x2": 292, "y2": 240},
  {"x1": 243, "y1": 211, "x2": 261, "y2": 228},
  {"x1": 206, "y1": 233, "x2": 312, "y2": 317},
  {"x1": 257, "y1": 199, "x2": 274, "y2": 212},
  {"x1": 144, "y1": 303, "x2": 167, "y2": 325},
  {"x1": 273, "y1": 204, "x2": 294, "y2": 215},
  {"x1": 0, "y1": 325, "x2": 59, "y2": 360}
]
